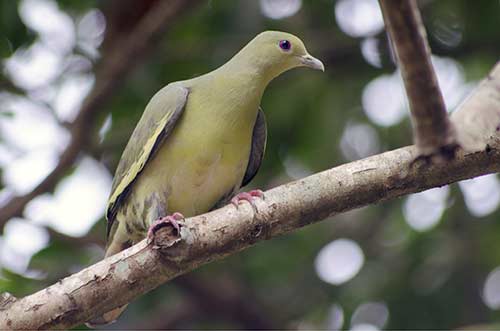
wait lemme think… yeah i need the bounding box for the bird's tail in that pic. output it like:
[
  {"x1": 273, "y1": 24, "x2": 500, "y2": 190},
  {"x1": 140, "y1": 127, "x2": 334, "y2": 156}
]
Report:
[{"x1": 85, "y1": 305, "x2": 128, "y2": 328}]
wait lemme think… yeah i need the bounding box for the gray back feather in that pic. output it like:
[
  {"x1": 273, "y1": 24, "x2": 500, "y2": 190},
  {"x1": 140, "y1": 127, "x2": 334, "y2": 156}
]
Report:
[
  {"x1": 106, "y1": 84, "x2": 188, "y2": 237},
  {"x1": 242, "y1": 107, "x2": 267, "y2": 186}
]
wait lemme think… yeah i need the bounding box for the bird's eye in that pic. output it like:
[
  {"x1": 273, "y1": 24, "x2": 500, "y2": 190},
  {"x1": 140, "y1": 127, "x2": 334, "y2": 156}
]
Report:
[{"x1": 279, "y1": 40, "x2": 291, "y2": 51}]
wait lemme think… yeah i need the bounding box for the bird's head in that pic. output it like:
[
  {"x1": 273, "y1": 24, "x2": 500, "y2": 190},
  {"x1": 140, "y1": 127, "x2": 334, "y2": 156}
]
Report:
[{"x1": 233, "y1": 31, "x2": 324, "y2": 81}]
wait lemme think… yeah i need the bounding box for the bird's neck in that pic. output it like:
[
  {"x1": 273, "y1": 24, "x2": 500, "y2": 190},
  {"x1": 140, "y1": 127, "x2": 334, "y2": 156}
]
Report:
[
  {"x1": 215, "y1": 59, "x2": 273, "y2": 105},
  {"x1": 201, "y1": 63, "x2": 268, "y2": 132},
  {"x1": 219, "y1": 50, "x2": 284, "y2": 87}
]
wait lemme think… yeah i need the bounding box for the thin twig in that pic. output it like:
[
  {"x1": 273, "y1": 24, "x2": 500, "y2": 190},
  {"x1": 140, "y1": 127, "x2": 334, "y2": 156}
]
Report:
[{"x1": 378, "y1": 0, "x2": 459, "y2": 158}]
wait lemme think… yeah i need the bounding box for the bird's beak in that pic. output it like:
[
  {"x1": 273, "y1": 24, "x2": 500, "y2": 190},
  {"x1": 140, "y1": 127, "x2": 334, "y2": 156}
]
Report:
[{"x1": 300, "y1": 54, "x2": 325, "y2": 72}]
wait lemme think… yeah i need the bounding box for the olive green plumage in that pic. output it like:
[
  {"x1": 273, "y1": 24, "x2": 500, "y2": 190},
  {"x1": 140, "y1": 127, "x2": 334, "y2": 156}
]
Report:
[{"x1": 88, "y1": 30, "x2": 323, "y2": 326}]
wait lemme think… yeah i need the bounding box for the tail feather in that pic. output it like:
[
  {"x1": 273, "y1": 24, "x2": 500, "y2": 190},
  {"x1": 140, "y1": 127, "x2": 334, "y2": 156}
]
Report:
[
  {"x1": 85, "y1": 305, "x2": 128, "y2": 328},
  {"x1": 86, "y1": 233, "x2": 132, "y2": 328}
]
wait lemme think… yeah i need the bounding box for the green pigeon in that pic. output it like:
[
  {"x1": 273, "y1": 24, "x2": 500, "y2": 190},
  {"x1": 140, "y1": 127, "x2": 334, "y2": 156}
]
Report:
[{"x1": 88, "y1": 30, "x2": 324, "y2": 326}]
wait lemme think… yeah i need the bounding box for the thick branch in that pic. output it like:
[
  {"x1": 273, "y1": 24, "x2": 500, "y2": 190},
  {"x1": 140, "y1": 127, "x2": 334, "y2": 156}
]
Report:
[
  {"x1": 1, "y1": 62, "x2": 499, "y2": 330},
  {"x1": 0, "y1": 0, "x2": 202, "y2": 227},
  {"x1": 4, "y1": 146, "x2": 500, "y2": 329},
  {"x1": 36, "y1": 230, "x2": 274, "y2": 329},
  {"x1": 379, "y1": 0, "x2": 458, "y2": 157}
]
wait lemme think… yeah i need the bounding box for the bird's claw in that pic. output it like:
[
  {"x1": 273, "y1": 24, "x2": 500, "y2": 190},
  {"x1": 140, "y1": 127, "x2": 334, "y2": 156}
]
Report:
[
  {"x1": 231, "y1": 189, "x2": 265, "y2": 211},
  {"x1": 147, "y1": 212, "x2": 184, "y2": 245}
]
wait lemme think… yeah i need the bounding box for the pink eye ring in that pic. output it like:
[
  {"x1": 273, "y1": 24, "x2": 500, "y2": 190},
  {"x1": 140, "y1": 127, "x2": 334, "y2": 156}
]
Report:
[{"x1": 279, "y1": 40, "x2": 291, "y2": 51}]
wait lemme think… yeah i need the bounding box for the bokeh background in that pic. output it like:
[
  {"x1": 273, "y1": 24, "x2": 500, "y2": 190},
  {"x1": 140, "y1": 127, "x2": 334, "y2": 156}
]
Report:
[{"x1": 1, "y1": 0, "x2": 500, "y2": 329}]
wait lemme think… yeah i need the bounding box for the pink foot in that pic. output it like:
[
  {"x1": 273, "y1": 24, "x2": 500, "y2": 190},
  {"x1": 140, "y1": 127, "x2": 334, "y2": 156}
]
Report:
[
  {"x1": 147, "y1": 212, "x2": 184, "y2": 245},
  {"x1": 231, "y1": 189, "x2": 265, "y2": 210}
]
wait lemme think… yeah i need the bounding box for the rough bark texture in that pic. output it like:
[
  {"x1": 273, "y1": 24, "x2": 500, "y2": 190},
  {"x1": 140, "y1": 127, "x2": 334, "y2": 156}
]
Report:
[
  {"x1": 379, "y1": 0, "x2": 458, "y2": 157},
  {"x1": 0, "y1": 62, "x2": 499, "y2": 330}
]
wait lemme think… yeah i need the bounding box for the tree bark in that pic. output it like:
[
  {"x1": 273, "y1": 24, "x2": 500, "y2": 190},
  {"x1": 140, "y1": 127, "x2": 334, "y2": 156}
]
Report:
[
  {"x1": 379, "y1": 0, "x2": 459, "y2": 157},
  {"x1": 1, "y1": 62, "x2": 499, "y2": 330}
]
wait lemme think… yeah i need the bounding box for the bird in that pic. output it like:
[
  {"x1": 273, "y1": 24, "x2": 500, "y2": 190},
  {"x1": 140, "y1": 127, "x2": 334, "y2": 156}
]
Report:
[{"x1": 87, "y1": 30, "x2": 324, "y2": 326}]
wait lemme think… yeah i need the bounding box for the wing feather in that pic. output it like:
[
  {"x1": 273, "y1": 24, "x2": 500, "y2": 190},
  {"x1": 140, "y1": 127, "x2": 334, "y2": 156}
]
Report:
[
  {"x1": 106, "y1": 84, "x2": 189, "y2": 237},
  {"x1": 242, "y1": 107, "x2": 267, "y2": 187}
]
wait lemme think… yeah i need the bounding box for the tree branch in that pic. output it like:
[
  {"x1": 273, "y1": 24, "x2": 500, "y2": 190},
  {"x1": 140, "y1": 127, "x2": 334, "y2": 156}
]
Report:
[
  {"x1": 0, "y1": 0, "x2": 202, "y2": 227},
  {"x1": 378, "y1": 0, "x2": 459, "y2": 158},
  {"x1": 1, "y1": 62, "x2": 499, "y2": 330},
  {"x1": 39, "y1": 229, "x2": 276, "y2": 329}
]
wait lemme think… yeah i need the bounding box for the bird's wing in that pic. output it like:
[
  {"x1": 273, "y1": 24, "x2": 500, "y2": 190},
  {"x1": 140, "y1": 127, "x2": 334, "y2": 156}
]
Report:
[
  {"x1": 106, "y1": 84, "x2": 189, "y2": 238},
  {"x1": 242, "y1": 107, "x2": 267, "y2": 187}
]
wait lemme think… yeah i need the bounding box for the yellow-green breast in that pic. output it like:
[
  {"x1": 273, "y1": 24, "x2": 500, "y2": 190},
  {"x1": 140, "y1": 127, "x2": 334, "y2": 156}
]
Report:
[{"x1": 130, "y1": 70, "x2": 264, "y2": 220}]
